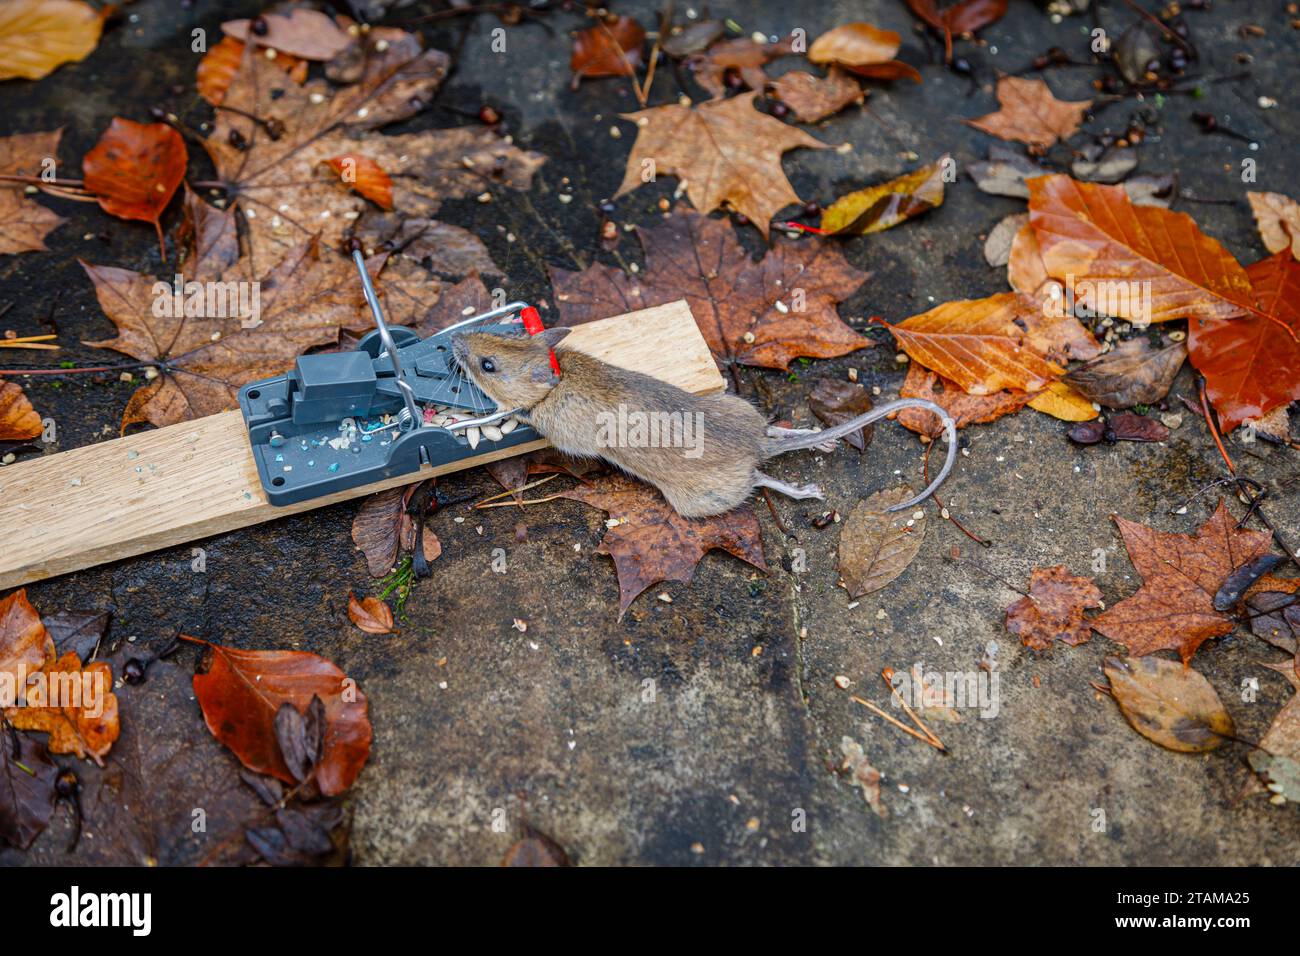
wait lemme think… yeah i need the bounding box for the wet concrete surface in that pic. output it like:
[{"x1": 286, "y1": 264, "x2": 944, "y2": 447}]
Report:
[{"x1": 3, "y1": 0, "x2": 1300, "y2": 865}]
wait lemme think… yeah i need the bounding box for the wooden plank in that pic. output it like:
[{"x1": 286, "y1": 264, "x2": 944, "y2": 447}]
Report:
[{"x1": 0, "y1": 300, "x2": 722, "y2": 590}]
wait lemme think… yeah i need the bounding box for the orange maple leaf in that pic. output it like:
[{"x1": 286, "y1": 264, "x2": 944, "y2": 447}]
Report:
[{"x1": 966, "y1": 76, "x2": 1090, "y2": 150}]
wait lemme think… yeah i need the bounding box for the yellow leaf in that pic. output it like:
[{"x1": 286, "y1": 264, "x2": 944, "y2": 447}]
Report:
[
  {"x1": 0, "y1": 0, "x2": 102, "y2": 82},
  {"x1": 1028, "y1": 381, "x2": 1098, "y2": 421},
  {"x1": 821, "y1": 157, "x2": 946, "y2": 236}
]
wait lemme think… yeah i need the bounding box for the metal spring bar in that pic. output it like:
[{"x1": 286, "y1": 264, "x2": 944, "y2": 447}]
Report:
[{"x1": 352, "y1": 248, "x2": 423, "y2": 431}]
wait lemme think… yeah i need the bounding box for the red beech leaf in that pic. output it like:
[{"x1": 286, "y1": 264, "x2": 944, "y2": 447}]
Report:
[
  {"x1": 570, "y1": 15, "x2": 645, "y2": 84},
  {"x1": 82, "y1": 117, "x2": 187, "y2": 256}
]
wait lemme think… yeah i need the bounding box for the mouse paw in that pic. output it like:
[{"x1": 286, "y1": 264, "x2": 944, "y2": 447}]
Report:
[{"x1": 814, "y1": 439, "x2": 839, "y2": 453}]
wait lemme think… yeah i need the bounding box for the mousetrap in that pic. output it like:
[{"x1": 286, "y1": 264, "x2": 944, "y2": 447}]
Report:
[
  {"x1": 0, "y1": 295, "x2": 721, "y2": 590},
  {"x1": 240, "y1": 250, "x2": 544, "y2": 505}
]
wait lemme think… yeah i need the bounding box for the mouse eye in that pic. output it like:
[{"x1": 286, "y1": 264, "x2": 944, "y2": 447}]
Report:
[{"x1": 479, "y1": 357, "x2": 496, "y2": 373}]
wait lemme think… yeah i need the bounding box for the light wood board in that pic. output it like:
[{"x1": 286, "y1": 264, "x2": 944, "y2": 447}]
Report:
[{"x1": 0, "y1": 300, "x2": 722, "y2": 590}]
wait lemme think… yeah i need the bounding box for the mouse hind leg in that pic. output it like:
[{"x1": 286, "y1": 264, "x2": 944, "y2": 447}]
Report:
[
  {"x1": 765, "y1": 425, "x2": 838, "y2": 453},
  {"x1": 753, "y1": 470, "x2": 825, "y2": 501}
]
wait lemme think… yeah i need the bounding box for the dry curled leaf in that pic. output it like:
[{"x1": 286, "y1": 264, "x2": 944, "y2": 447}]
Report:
[
  {"x1": 183, "y1": 636, "x2": 371, "y2": 797},
  {"x1": 1005, "y1": 565, "x2": 1101, "y2": 649},
  {"x1": 967, "y1": 76, "x2": 1090, "y2": 150},
  {"x1": 896, "y1": 365, "x2": 1033, "y2": 436},
  {"x1": 570, "y1": 15, "x2": 645, "y2": 85},
  {"x1": 1104, "y1": 655, "x2": 1234, "y2": 753},
  {"x1": 807, "y1": 378, "x2": 874, "y2": 452},
  {"x1": 0, "y1": 0, "x2": 102, "y2": 81},
  {"x1": 615, "y1": 93, "x2": 828, "y2": 237},
  {"x1": 768, "y1": 68, "x2": 864, "y2": 124},
  {"x1": 82, "y1": 118, "x2": 187, "y2": 255},
  {"x1": 0, "y1": 128, "x2": 65, "y2": 255},
  {"x1": 838, "y1": 486, "x2": 925, "y2": 598},
  {"x1": 1090, "y1": 501, "x2": 1273, "y2": 664},
  {"x1": 222, "y1": 10, "x2": 351, "y2": 61},
  {"x1": 0, "y1": 381, "x2": 42, "y2": 441},
  {"x1": 560, "y1": 473, "x2": 767, "y2": 618},
  {"x1": 820, "y1": 157, "x2": 947, "y2": 236},
  {"x1": 550, "y1": 205, "x2": 869, "y2": 371},
  {"x1": 347, "y1": 593, "x2": 396, "y2": 635},
  {"x1": 1063, "y1": 338, "x2": 1187, "y2": 409},
  {"x1": 1247, "y1": 190, "x2": 1300, "y2": 260}
]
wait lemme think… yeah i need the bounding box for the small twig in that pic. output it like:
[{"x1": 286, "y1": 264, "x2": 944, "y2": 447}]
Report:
[
  {"x1": 760, "y1": 487, "x2": 796, "y2": 539},
  {"x1": 475, "y1": 492, "x2": 567, "y2": 509},
  {"x1": 850, "y1": 695, "x2": 946, "y2": 751},
  {"x1": 881, "y1": 668, "x2": 946, "y2": 751},
  {"x1": 473, "y1": 473, "x2": 560, "y2": 508}
]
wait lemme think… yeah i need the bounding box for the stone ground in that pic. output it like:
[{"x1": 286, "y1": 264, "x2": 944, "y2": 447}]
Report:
[{"x1": 3, "y1": 0, "x2": 1300, "y2": 865}]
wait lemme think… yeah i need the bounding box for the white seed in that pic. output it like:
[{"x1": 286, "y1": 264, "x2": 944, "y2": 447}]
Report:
[
  {"x1": 482, "y1": 425, "x2": 503, "y2": 441},
  {"x1": 499, "y1": 417, "x2": 518, "y2": 433},
  {"x1": 466, "y1": 426, "x2": 481, "y2": 449}
]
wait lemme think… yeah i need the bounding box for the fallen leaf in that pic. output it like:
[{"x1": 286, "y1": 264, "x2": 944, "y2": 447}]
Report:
[
  {"x1": 807, "y1": 377, "x2": 874, "y2": 452},
  {"x1": 1027, "y1": 381, "x2": 1098, "y2": 422},
  {"x1": 967, "y1": 76, "x2": 1090, "y2": 150},
  {"x1": 1063, "y1": 338, "x2": 1187, "y2": 409},
  {"x1": 840, "y1": 736, "x2": 887, "y2": 817},
  {"x1": 1090, "y1": 501, "x2": 1273, "y2": 663},
  {"x1": 1188, "y1": 251, "x2": 1300, "y2": 432},
  {"x1": 1006, "y1": 565, "x2": 1101, "y2": 649},
  {"x1": 896, "y1": 365, "x2": 1033, "y2": 436},
  {"x1": 83, "y1": 189, "x2": 357, "y2": 429},
  {"x1": 1103, "y1": 655, "x2": 1233, "y2": 753},
  {"x1": 82, "y1": 118, "x2": 187, "y2": 255},
  {"x1": 42, "y1": 609, "x2": 109, "y2": 663},
  {"x1": 820, "y1": 157, "x2": 947, "y2": 235},
  {"x1": 0, "y1": 128, "x2": 65, "y2": 255},
  {"x1": 661, "y1": 20, "x2": 725, "y2": 58},
  {"x1": 905, "y1": 0, "x2": 1006, "y2": 60},
  {"x1": 0, "y1": 0, "x2": 102, "y2": 81},
  {"x1": 0, "y1": 381, "x2": 42, "y2": 441},
  {"x1": 838, "y1": 486, "x2": 925, "y2": 598},
  {"x1": 686, "y1": 35, "x2": 792, "y2": 98},
  {"x1": 883, "y1": 292, "x2": 1064, "y2": 395},
  {"x1": 984, "y1": 212, "x2": 1028, "y2": 267},
  {"x1": 550, "y1": 205, "x2": 869, "y2": 370},
  {"x1": 352, "y1": 482, "x2": 442, "y2": 578},
  {"x1": 246, "y1": 800, "x2": 346, "y2": 866},
  {"x1": 559, "y1": 473, "x2": 767, "y2": 618},
  {"x1": 222, "y1": 9, "x2": 351, "y2": 61},
  {"x1": 615, "y1": 93, "x2": 828, "y2": 237},
  {"x1": 570, "y1": 14, "x2": 645, "y2": 85},
  {"x1": 1006, "y1": 222, "x2": 1052, "y2": 298},
  {"x1": 347, "y1": 594, "x2": 396, "y2": 635},
  {"x1": 6, "y1": 651, "x2": 119, "y2": 763},
  {"x1": 1067, "y1": 411, "x2": 1169, "y2": 444},
  {"x1": 1071, "y1": 148, "x2": 1138, "y2": 185},
  {"x1": 502, "y1": 825, "x2": 572, "y2": 866},
  {"x1": 806, "y1": 22, "x2": 920, "y2": 82},
  {"x1": 968, "y1": 144, "x2": 1043, "y2": 199},
  {"x1": 0, "y1": 589, "x2": 54, "y2": 684},
  {"x1": 1244, "y1": 587, "x2": 1300, "y2": 655},
  {"x1": 768, "y1": 67, "x2": 864, "y2": 124},
  {"x1": 0, "y1": 731, "x2": 57, "y2": 850},
  {"x1": 1244, "y1": 660, "x2": 1300, "y2": 798},
  {"x1": 324, "y1": 153, "x2": 393, "y2": 210},
  {"x1": 196, "y1": 36, "x2": 307, "y2": 107},
  {"x1": 1028, "y1": 175, "x2": 1254, "y2": 325},
  {"x1": 1247, "y1": 191, "x2": 1300, "y2": 260},
  {"x1": 362, "y1": 220, "x2": 504, "y2": 282},
  {"x1": 183, "y1": 637, "x2": 371, "y2": 797}
]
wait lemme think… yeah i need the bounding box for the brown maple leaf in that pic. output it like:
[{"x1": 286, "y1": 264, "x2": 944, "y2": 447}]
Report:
[
  {"x1": 1090, "y1": 501, "x2": 1274, "y2": 664},
  {"x1": 768, "y1": 67, "x2": 865, "y2": 124},
  {"x1": 0, "y1": 129, "x2": 65, "y2": 255},
  {"x1": 549, "y1": 205, "x2": 869, "y2": 370},
  {"x1": 615, "y1": 92, "x2": 829, "y2": 237},
  {"x1": 560, "y1": 473, "x2": 767, "y2": 618},
  {"x1": 82, "y1": 189, "x2": 355, "y2": 429},
  {"x1": 1005, "y1": 565, "x2": 1102, "y2": 650},
  {"x1": 967, "y1": 76, "x2": 1091, "y2": 150}
]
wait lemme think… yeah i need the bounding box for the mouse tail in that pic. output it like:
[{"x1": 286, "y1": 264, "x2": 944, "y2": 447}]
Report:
[{"x1": 765, "y1": 399, "x2": 958, "y2": 512}]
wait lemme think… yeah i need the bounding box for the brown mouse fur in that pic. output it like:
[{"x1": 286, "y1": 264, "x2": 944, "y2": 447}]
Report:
[{"x1": 451, "y1": 328, "x2": 956, "y2": 518}]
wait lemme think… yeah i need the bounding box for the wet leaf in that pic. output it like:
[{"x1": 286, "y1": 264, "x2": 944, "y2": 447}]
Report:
[
  {"x1": 222, "y1": 10, "x2": 351, "y2": 61},
  {"x1": 42, "y1": 609, "x2": 109, "y2": 661},
  {"x1": 1028, "y1": 175, "x2": 1254, "y2": 325},
  {"x1": 1027, "y1": 381, "x2": 1097, "y2": 422},
  {"x1": 1112, "y1": 21, "x2": 1160, "y2": 86},
  {"x1": 1063, "y1": 338, "x2": 1187, "y2": 409},
  {"x1": 896, "y1": 365, "x2": 1033, "y2": 436},
  {"x1": 966, "y1": 77, "x2": 1091, "y2": 150},
  {"x1": 347, "y1": 593, "x2": 396, "y2": 635},
  {"x1": 1067, "y1": 411, "x2": 1169, "y2": 444},
  {"x1": 1071, "y1": 148, "x2": 1138, "y2": 184},
  {"x1": 968, "y1": 144, "x2": 1042, "y2": 199},
  {"x1": 984, "y1": 212, "x2": 1028, "y2": 267},
  {"x1": 0, "y1": 129, "x2": 65, "y2": 255},
  {"x1": 1006, "y1": 565, "x2": 1101, "y2": 649},
  {"x1": 6, "y1": 651, "x2": 119, "y2": 763},
  {"x1": 183, "y1": 637, "x2": 372, "y2": 797},
  {"x1": 0, "y1": 731, "x2": 57, "y2": 850},
  {"x1": 196, "y1": 36, "x2": 306, "y2": 107},
  {"x1": 768, "y1": 67, "x2": 864, "y2": 124},
  {"x1": 1188, "y1": 251, "x2": 1300, "y2": 432},
  {"x1": 1090, "y1": 501, "x2": 1274, "y2": 663},
  {"x1": 0, "y1": 589, "x2": 54, "y2": 684},
  {"x1": 661, "y1": 20, "x2": 725, "y2": 58},
  {"x1": 1244, "y1": 661, "x2": 1300, "y2": 798},
  {"x1": 82, "y1": 118, "x2": 187, "y2": 253},
  {"x1": 559, "y1": 473, "x2": 767, "y2": 619},
  {"x1": 1104, "y1": 656, "x2": 1233, "y2": 753},
  {"x1": 806, "y1": 22, "x2": 919, "y2": 82},
  {"x1": 550, "y1": 205, "x2": 869, "y2": 370},
  {"x1": 502, "y1": 825, "x2": 572, "y2": 866},
  {"x1": 570, "y1": 15, "x2": 645, "y2": 84},
  {"x1": 0, "y1": 0, "x2": 102, "y2": 81},
  {"x1": 0, "y1": 382, "x2": 42, "y2": 441},
  {"x1": 838, "y1": 486, "x2": 925, "y2": 599},
  {"x1": 820, "y1": 157, "x2": 947, "y2": 236},
  {"x1": 1247, "y1": 191, "x2": 1300, "y2": 260},
  {"x1": 686, "y1": 35, "x2": 792, "y2": 98},
  {"x1": 352, "y1": 483, "x2": 441, "y2": 578},
  {"x1": 614, "y1": 93, "x2": 828, "y2": 237},
  {"x1": 1243, "y1": 577, "x2": 1300, "y2": 654},
  {"x1": 808, "y1": 378, "x2": 874, "y2": 452},
  {"x1": 324, "y1": 153, "x2": 393, "y2": 210}
]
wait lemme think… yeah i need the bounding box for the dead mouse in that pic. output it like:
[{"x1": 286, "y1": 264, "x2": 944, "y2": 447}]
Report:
[{"x1": 450, "y1": 327, "x2": 957, "y2": 519}]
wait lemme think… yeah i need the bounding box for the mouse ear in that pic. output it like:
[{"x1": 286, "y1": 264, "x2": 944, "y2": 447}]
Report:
[{"x1": 535, "y1": 327, "x2": 570, "y2": 349}]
